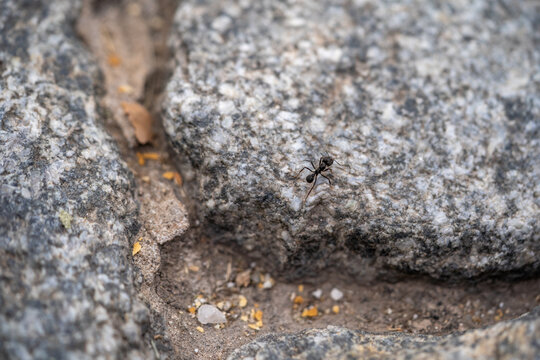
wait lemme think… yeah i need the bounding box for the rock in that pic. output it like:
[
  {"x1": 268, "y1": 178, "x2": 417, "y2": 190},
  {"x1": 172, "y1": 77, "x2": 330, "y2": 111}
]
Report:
[
  {"x1": 330, "y1": 288, "x2": 344, "y2": 301},
  {"x1": 312, "y1": 289, "x2": 323, "y2": 299},
  {"x1": 163, "y1": 0, "x2": 540, "y2": 279},
  {"x1": 197, "y1": 304, "x2": 227, "y2": 325},
  {"x1": 0, "y1": 1, "x2": 151, "y2": 359},
  {"x1": 228, "y1": 307, "x2": 540, "y2": 360}
]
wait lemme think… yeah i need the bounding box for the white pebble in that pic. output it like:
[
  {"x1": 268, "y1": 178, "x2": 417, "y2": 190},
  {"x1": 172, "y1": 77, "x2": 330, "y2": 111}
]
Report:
[
  {"x1": 312, "y1": 289, "x2": 323, "y2": 299},
  {"x1": 330, "y1": 288, "x2": 343, "y2": 301},
  {"x1": 197, "y1": 304, "x2": 227, "y2": 324}
]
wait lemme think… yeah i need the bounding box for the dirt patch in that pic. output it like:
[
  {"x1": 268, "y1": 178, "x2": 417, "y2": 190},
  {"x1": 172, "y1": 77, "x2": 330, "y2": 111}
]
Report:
[
  {"x1": 76, "y1": 1, "x2": 540, "y2": 359},
  {"x1": 157, "y1": 232, "x2": 540, "y2": 359}
]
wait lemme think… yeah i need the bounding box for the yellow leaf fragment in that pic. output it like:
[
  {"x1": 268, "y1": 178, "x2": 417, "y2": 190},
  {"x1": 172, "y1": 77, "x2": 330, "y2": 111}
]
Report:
[
  {"x1": 238, "y1": 295, "x2": 248, "y2": 308},
  {"x1": 254, "y1": 310, "x2": 263, "y2": 322},
  {"x1": 332, "y1": 305, "x2": 340, "y2": 314},
  {"x1": 298, "y1": 284, "x2": 304, "y2": 292},
  {"x1": 240, "y1": 315, "x2": 249, "y2": 322},
  {"x1": 162, "y1": 171, "x2": 176, "y2": 180},
  {"x1": 121, "y1": 101, "x2": 153, "y2": 144},
  {"x1": 59, "y1": 210, "x2": 72, "y2": 229},
  {"x1": 293, "y1": 296, "x2": 304, "y2": 305},
  {"x1": 301, "y1": 307, "x2": 318, "y2": 318},
  {"x1": 132, "y1": 241, "x2": 141, "y2": 256},
  {"x1": 247, "y1": 321, "x2": 262, "y2": 331},
  {"x1": 188, "y1": 307, "x2": 196, "y2": 314},
  {"x1": 196, "y1": 326, "x2": 204, "y2": 333}
]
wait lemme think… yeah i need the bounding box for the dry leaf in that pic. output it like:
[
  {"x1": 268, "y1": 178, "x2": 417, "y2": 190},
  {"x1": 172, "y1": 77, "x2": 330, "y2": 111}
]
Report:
[
  {"x1": 235, "y1": 269, "x2": 251, "y2": 287},
  {"x1": 298, "y1": 285, "x2": 304, "y2": 292},
  {"x1": 293, "y1": 296, "x2": 304, "y2": 305},
  {"x1": 188, "y1": 307, "x2": 196, "y2": 314},
  {"x1": 188, "y1": 265, "x2": 200, "y2": 272},
  {"x1": 332, "y1": 305, "x2": 340, "y2": 314},
  {"x1": 132, "y1": 241, "x2": 141, "y2": 256},
  {"x1": 254, "y1": 310, "x2": 263, "y2": 321},
  {"x1": 121, "y1": 101, "x2": 153, "y2": 144}
]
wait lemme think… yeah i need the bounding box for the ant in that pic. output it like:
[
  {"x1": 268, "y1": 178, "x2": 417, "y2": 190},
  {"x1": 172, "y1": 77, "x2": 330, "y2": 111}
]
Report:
[{"x1": 294, "y1": 155, "x2": 340, "y2": 201}]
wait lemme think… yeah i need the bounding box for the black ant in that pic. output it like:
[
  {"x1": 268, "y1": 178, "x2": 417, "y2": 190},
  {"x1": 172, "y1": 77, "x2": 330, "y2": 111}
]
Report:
[{"x1": 294, "y1": 155, "x2": 340, "y2": 200}]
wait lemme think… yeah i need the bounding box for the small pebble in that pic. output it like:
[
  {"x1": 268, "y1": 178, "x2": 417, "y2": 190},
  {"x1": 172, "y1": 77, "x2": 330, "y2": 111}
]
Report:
[
  {"x1": 312, "y1": 289, "x2": 322, "y2": 299},
  {"x1": 262, "y1": 274, "x2": 273, "y2": 289},
  {"x1": 330, "y1": 288, "x2": 343, "y2": 301},
  {"x1": 197, "y1": 304, "x2": 227, "y2": 324}
]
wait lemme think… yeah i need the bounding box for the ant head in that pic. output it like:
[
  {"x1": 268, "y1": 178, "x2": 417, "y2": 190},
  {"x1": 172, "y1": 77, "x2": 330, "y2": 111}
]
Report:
[
  {"x1": 306, "y1": 173, "x2": 315, "y2": 183},
  {"x1": 322, "y1": 156, "x2": 334, "y2": 166}
]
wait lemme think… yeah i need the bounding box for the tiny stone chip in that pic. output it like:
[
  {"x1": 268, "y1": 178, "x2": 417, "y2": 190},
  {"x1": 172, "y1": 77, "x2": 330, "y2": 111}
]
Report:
[
  {"x1": 330, "y1": 288, "x2": 343, "y2": 301},
  {"x1": 59, "y1": 210, "x2": 72, "y2": 229},
  {"x1": 197, "y1": 304, "x2": 227, "y2": 324}
]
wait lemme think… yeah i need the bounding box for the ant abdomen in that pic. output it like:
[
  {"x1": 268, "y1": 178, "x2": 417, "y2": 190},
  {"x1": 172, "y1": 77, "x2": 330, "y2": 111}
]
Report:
[{"x1": 306, "y1": 174, "x2": 315, "y2": 183}]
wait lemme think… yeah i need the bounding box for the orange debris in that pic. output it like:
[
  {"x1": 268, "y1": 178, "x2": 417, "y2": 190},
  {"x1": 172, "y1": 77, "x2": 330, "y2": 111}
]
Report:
[
  {"x1": 107, "y1": 54, "x2": 121, "y2": 67},
  {"x1": 174, "y1": 172, "x2": 183, "y2": 186},
  {"x1": 132, "y1": 241, "x2": 141, "y2": 256},
  {"x1": 162, "y1": 171, "x2": 175, "y2": 180},
  {"x1": 301, "y1": 307, "x2": 318, "y2": 318}
]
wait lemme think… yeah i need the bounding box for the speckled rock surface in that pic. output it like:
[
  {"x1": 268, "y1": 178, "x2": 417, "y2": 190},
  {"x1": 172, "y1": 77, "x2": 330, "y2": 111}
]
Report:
[
  {"x1": 163, "y1": 0, "x2": 540, "y2": 279},
  {"x1": 0, "y1": 1, "x2": 151, "y2": 359},
  {"x1": 228, "y1": 306, "x2": 540, "y2": 360}
]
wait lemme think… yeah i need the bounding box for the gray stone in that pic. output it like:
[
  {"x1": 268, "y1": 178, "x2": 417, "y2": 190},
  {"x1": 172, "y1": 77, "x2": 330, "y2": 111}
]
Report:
[
  {"x1": 228, "y1": 306, "x2": 540, "y2": 360},
  {"x1": 163, "y1": 0, "x2": 540, "y2": 279},
  {"x1": 0, "y1": 1, "x2": 151, "y2": 359}
]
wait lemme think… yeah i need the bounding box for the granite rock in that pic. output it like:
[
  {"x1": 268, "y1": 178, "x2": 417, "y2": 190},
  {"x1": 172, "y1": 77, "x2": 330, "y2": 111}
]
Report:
[
  {"x1": 163, "y1": 0, "x2": 540, "y2": 279},
  {"x1": 228, "y1": 306, "x2": 540, "y2": 360},
  {"x1": 0, "y1": 1, "x2": 151, "y2": 358}
]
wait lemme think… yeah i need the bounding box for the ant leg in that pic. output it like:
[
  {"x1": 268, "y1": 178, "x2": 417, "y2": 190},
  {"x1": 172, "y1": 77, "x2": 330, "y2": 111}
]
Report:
[
  {"x1": 294, "y1": 167, "x2": 313, "y2": 179},
  {"x1": 320, "y1": 173, "x2": 332, "y2": 185},
  {"x1": 304, "y1": 174, "x2": 318, "y2": 201}
]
